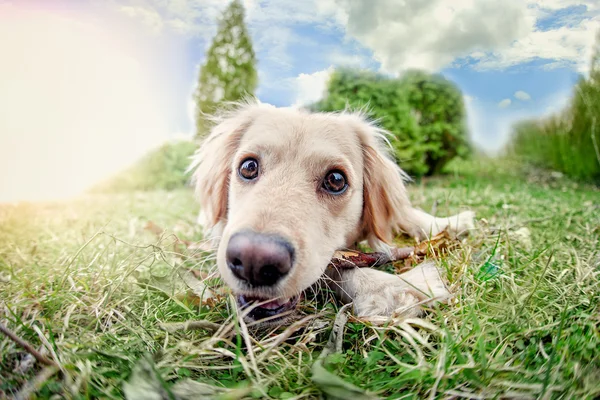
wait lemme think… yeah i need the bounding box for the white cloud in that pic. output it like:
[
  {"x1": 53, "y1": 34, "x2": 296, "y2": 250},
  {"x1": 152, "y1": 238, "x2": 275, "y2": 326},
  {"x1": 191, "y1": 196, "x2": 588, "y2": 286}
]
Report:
[
  {"x1": 119, "y1": 6, "x2": 164, "y2": 34},
  {"x1": 114, "y1": 0, "x2": 598, "y2": 75},
  {"x1": 116, "y1": 0, "x2": 337, "y2": 37},
  {"x1": 317, "y1": 0, "x2": 599, "y2": 73},
  {"x1": 534, "y1": 0, "x2": 599, "y2": 10},
  {"x1": 317, "y1": 0, "x2": 532, "y2": 73},
  {"x1": 116, "y1": 0, "x2": 226, "y2": 37},
  {"x1": 470, "y1": 51, "x2": 486, "y2": 59},
  {"x1": 514, "y1": 90, "x2": 532, "y2": 101},
  {"x1": 252, "y1": 25, "x2": 297, "y2": 69},
  {"x1": 498, "y1": 99, "x2": 512, "y2": 108},
  {"x1": 114, "y1": 0, "x2": 332, "y2": 79},
  {"x1": 328, "y1": 50, "x2": 370, "y2": 68},
  {"x1": 464, "y1": 94, "x2": 476, "y2": 105},
  {"x1": 293, "y1": 67, "x2": 334, "y2": 107},
  {"x1": 475, "y1": 18, "x2": 599, "y2": 73},
  {"x1": 167, "y1": 18, "x2": 194, "y2": 35}
]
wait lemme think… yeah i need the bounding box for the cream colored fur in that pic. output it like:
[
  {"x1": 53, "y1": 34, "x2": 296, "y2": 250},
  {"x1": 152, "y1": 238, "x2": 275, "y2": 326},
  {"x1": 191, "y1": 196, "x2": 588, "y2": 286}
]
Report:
[{"x1": 191, "y1": 100, "x2": 474, "y2": 320}]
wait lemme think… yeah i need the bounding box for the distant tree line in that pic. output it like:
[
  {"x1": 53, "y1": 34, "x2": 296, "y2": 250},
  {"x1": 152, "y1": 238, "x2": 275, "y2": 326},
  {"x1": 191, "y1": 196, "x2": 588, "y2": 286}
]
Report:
[{"x1": 508, "y1": 32, "x2": 600, "y2": 183}]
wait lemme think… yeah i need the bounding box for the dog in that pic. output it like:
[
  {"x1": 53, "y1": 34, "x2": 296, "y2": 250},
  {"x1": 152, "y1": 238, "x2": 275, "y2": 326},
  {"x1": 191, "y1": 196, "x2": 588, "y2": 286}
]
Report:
[{"x1": 190, "y1": 100, "x2": 474, "y2": 325}]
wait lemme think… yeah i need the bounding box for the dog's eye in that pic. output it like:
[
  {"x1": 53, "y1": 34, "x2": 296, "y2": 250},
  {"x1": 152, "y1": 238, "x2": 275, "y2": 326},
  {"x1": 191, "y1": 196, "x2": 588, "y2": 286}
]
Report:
[
  {"x1": 238, "y1": 158, "x2": 259, "y2": 181},
  {"x1": 322, "y1": 170, "x2": 348, "y2": 194}
]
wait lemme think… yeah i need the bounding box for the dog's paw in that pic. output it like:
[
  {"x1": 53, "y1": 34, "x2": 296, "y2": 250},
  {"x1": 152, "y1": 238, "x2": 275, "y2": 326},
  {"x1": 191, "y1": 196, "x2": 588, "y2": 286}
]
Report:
[
  {"x1": 353, "y1": 286, "x2": 423, "y2": 319},
  {"x1": 350, "y1": 262, "x2": 451, "y2": 320},
  {"x1": 446, "y1": 210, "x2": 475, "y2": 237}
]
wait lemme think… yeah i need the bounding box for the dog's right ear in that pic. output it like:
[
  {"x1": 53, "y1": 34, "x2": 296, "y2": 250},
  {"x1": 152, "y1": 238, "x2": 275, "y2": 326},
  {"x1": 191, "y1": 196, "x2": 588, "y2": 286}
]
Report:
[{"x1": 190, "y1": 103, "x2": 260, "y2": 236}]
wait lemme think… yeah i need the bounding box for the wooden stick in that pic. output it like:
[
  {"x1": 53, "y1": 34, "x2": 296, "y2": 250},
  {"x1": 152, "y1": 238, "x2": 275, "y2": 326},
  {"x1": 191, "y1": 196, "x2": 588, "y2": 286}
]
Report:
[
  {"x1": 144, "y1": 221, "x2": 443, "y2": 270},
  {"x1": 0, "y1": 323, "x2": 57, "y2": 367},
  {"x1": 329, "y1": 246, "x2": 425, "y2": 269}
]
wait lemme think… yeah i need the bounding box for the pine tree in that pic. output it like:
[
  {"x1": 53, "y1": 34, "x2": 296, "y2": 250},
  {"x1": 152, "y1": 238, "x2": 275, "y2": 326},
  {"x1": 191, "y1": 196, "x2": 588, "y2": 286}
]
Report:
[{"x1": 194, "y1": 0, "x2": 258, "y2": 137}]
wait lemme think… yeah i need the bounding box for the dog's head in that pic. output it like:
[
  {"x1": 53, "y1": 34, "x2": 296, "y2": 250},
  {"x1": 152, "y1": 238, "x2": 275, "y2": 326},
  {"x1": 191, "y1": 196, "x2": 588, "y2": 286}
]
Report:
[{"x1": 191, "y1": 101, "x2": 411, "y2": 324}]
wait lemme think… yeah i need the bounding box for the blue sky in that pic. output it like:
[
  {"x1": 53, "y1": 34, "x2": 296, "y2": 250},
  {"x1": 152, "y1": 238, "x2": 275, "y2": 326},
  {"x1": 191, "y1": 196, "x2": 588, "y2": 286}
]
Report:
[
  {"x1": 118, "y1": 0, "x2": 597, "y2": 148},
  {"x1": 0, "y1": 0, "x2": 598, "y2": 200},
  {"x1": 4, "y1": 0, "x2": 599, "y2": 146}
]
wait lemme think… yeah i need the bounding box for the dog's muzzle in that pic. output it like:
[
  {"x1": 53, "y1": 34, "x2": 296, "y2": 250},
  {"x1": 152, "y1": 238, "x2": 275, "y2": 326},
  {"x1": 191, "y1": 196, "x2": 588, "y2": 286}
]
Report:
[{"x1": 226, "y1": 231, "x2": 298, "y2": 321}]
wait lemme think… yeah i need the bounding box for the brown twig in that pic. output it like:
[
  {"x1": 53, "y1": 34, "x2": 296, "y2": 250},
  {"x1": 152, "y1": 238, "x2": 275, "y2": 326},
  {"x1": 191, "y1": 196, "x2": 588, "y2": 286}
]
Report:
[
  {"x1": 144, "y1": 221, "x2": 454, "y2": 270},
  {"x1": 0, "y1": 323, "x2": 57, "y2": 367},
  {"x1": 329, "y1": 246, "x2": 425, "y2": 269}
]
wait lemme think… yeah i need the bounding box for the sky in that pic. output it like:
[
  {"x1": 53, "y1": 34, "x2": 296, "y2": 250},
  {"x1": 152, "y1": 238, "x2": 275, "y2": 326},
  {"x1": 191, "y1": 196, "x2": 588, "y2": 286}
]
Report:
[{"x1": 0, "y1": 0, "x2": 599, "y2": 201}]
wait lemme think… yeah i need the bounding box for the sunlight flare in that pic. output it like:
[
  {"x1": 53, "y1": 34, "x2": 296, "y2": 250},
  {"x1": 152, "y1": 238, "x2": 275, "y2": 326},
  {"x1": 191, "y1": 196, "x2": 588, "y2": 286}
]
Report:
[{"x1": 0, "y1": 7, "x2": 172, "y2": 202}]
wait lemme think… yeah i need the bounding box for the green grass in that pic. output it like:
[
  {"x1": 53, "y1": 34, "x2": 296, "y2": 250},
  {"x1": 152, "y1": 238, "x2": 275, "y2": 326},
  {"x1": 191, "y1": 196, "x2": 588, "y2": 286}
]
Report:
[
  {"x1": 91, "y1": 140, "x2": 198, "y2": 193},
  {"x1": 509, "y1": 112, "x2": 600, "y2": 184},
  {"x1": 1, "y1": 159, "x2": 599, "y2": 399}
]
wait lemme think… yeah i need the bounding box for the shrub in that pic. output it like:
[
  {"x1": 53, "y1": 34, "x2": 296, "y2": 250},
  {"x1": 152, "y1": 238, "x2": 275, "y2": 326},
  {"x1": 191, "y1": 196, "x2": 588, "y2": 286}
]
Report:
[
  {"x1": 313, "y1": 68, "x2": 470, "y2": 177},
  {"x1": 508, "y1": 33, "x2": 600, "y2": 183},
  {"x1": 92, "y1": 140, "x2": 197, "y2": 192},
  {"x1": 402, "y1": 70, "x2": 470, "y2": 175}
]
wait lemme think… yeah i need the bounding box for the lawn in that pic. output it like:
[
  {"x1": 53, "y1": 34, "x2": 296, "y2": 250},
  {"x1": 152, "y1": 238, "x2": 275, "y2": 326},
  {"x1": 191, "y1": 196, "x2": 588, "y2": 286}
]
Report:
[{"x1": 1, "y1": 159, "x2": 599, "y2": 399}]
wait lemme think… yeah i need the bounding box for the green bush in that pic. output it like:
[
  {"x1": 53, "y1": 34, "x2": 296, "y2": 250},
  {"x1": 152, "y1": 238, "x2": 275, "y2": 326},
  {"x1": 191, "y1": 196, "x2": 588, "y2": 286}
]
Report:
[
  {"x1": 313, "y1": 68, "x2": 470, "y2": 176},
  {"x1": 508, "y1": 33, "x2": 600, "y2": 183},
  {"x1": 92, "y1": 140, "x2": 197, "y2": 192}
]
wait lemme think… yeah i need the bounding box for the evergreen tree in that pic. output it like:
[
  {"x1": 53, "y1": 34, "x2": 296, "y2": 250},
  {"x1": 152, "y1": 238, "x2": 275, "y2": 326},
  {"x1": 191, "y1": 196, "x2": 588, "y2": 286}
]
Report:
[{"x1": 194, "y1": 0, "x2": 257, "y2": 137}]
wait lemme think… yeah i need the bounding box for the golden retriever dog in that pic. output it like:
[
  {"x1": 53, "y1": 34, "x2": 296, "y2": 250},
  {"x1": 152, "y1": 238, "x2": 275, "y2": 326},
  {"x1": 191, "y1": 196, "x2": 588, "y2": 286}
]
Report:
[{"x1": 191, "y1": 100, "x2": 474, "y2": 325}]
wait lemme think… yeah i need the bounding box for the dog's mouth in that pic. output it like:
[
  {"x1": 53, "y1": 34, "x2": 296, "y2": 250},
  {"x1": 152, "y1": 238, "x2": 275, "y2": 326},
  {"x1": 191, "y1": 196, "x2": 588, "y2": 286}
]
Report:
[{"x1": 237, "y1": 294, "x2": 300, "y2": 321}]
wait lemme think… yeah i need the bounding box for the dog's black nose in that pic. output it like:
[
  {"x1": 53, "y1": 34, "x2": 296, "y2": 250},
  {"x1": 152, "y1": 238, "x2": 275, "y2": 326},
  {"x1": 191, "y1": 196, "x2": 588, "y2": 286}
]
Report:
[{"x1": 226, "y1": 231, "x2": 294, "y2": 287}]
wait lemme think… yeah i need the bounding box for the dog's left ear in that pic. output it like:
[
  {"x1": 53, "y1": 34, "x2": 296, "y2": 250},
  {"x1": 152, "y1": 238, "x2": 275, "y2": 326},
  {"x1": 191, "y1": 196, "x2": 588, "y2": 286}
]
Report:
[
  {"x1": 190, "y1": 103, "x2": 260, "y2": 237},
  {"x1": 350, "y1": 116, "x2": 414, "y2": 251},
  {"x1": 351, "y1": 115, "x2": 475, "y2": 247}
]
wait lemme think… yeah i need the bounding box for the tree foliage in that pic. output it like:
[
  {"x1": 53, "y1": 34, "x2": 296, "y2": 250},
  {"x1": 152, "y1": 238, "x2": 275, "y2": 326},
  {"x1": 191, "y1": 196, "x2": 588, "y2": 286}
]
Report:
[
  {"x1": 313, "y1": 68, "x2": 470, "y2": 176},
  {"x1": 194, "y1": 0, "x2": 257, "y2": 137}
]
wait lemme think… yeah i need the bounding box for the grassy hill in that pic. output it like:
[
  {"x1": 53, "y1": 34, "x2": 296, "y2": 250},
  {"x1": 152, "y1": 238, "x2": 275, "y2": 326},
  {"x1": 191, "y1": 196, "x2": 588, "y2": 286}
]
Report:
[{"x1": 1, "y1": 159, "x2": 598, "y2": 399}]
